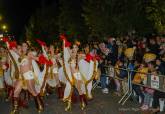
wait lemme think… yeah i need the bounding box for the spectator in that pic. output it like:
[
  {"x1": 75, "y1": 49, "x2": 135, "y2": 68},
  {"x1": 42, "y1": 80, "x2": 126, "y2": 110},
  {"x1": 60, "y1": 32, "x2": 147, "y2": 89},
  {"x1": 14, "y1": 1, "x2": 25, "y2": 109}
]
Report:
[
  {"x1": 132, "y1": 63, "x2": 148, "y2": 104},
  {"x1": 148, "y1": 38, "x2": 160, "y2": 55},
  {"x1": 111, "y1": 40, "x2": 118, "y2": 65},
  {"x1": 114, "y1": 60, "x2": 127, "y2": 96},
  {"x1": 99, "y1": 59, "x2": 109, "y2": 94},
  {"x1": 159, "y1": 43, "x2": 165, "y2": 56},
  {"x1": 140, "y1": 70, "x2": 157, "y2": 111},
  {"x1": 156, "y1": 58, "x2": 165, "y2": 75},
  {"x1": 152, "y1": 90, "x2": 165, "y2": 113}
]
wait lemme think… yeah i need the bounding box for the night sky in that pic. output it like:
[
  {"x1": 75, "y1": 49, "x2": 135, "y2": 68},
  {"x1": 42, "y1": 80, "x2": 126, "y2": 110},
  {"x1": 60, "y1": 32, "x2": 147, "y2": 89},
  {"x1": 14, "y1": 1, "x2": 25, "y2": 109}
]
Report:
[{"x1": 2, "y1": 0, "x2": 42, "y2": 38}]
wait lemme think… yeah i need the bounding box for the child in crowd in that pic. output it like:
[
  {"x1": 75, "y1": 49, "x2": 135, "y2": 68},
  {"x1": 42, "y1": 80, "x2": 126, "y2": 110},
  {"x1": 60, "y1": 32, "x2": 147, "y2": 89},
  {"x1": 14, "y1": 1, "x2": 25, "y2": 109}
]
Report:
[
  {"x1": 140, "y1": 70, "x2": 157, "y2": 110},
  {"x1": 100, "y1": 59, "x2": 109, "y2": 94},
  {"x1": 114, "y1": 60, "x2": 121, "y2": 96},
  {"x1": 132, "y1": 63, "x2": 148, "y2": 104},
  {"x1": 114, "y1": 60, "x2": 127, "y2": 96}
]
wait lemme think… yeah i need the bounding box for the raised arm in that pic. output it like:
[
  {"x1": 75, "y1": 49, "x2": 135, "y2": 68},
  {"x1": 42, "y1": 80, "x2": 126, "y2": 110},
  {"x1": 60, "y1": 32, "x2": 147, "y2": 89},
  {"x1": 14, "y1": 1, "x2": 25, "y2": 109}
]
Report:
[{"x1": 41, "y1": 46, "x2": 48, "y2": 58}]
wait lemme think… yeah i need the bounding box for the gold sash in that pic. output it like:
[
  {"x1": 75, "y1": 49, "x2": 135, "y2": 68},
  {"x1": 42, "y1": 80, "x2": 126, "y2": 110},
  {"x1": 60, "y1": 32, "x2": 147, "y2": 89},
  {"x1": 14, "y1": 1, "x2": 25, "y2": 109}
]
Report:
[
  {"x1": 7, "y1": 50, "x2": 19, "y2": 79},
  {"x1": 0, "y1": 68, "x2": 3, "y2": 77}
]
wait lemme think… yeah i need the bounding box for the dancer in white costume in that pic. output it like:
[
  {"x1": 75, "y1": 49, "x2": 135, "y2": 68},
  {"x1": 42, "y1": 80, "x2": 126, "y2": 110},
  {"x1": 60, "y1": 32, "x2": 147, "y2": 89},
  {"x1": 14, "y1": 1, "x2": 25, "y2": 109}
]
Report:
[
  {"x1": 10, "y1": 48, "x2": 45, "y2": 114},
  {"x1": 1, "y1": 40, "x2": 46, "y2": 114},
  {"x1": 0, "y1": 48, "x2": 13, "y2": 101},
  {"x1": 78, "y1": 44, "x2": 99, "y2": 100},
  {"x1": 47, "y1": 45, "x2": 63, "y2": 99},
  {"x1": 59, "y1": 35, "x2": 99, "y2": 111},
  {"x1": 62, "y1": 40, "x2": 87, "y2": 111},
  {"x1": 6, "y1": 42, "x2": 32, "y2": 114},
  {"x1": 0, "y1": 47, "x2": 8, "y2": 91},
  {"x1": 0, "y1": 50, "x2": 13, "y2": 100}
]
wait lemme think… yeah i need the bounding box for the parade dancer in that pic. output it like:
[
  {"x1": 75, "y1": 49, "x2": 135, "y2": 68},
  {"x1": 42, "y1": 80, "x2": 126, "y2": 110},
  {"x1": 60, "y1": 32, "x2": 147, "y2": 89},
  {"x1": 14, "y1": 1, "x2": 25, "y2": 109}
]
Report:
[
  {"x1": 47, "y1": 45, "x2": 63, "y2": 99},
  {"x1": 0, "y1": 48, "x2": 12, "y2": 101},
  {"x1": 11, "y1": 48, "x2": 44, "y2": 114},
  {"x1": 79, "y1": 44, "x2": 100, "y2": 100},
  {"x1": 2, "y1": 39, "x2": 45, "y2": 114},
  {"x1": 36, "y1": 40, "x2": 62, "y2": 98},
  {"x1": 0, "y1": 47, "x2": 9, "y2": 94},
  {"x1": 60, "y1": 35, "x2": 89, "y2": 111}
]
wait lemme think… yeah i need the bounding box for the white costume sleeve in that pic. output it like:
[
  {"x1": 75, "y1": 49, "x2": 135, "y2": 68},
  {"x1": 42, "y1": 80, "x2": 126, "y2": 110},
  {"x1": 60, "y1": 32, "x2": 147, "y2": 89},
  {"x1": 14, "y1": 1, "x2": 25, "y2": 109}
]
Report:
[
  {"x1": 64, "y1": 47, "x2": 71, "y2": 62},
  {"x1": 9, "y1": 50, "x2": 20, "y2": 67},
  {"x1": 42, "y1": 46, "x2": 48, "y2": 58}
]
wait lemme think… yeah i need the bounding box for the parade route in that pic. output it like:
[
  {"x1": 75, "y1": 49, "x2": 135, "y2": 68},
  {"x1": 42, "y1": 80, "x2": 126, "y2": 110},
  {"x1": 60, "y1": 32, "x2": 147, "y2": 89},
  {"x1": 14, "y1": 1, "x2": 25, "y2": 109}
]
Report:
[
  {"x1": 0, "y1": 88, "x2": 164, "y2": 114},
  {"x1": 1, "y1": 0, "x2": 165, "y2": 114}
]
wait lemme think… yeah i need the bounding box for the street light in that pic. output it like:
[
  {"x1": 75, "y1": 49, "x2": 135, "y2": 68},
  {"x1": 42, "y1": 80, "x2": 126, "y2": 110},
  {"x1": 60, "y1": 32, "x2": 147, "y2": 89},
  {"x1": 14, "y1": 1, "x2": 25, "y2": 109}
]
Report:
[{"x1": 2, "y1": 24, "x2": 7, "y2": 31}]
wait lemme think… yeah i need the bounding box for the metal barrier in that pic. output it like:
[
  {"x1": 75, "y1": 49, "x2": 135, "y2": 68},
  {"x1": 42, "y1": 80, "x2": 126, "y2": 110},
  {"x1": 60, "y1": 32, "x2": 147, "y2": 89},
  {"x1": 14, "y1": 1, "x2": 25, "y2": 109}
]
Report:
[{"x1": 100, "y1": 65, "x2": 165, "y2": 105}]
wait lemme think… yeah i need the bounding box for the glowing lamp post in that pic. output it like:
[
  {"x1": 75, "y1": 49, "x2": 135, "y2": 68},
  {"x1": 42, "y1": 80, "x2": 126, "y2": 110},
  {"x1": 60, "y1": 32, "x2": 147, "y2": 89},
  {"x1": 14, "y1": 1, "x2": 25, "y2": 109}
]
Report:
[
  {"x1": 1, "y1": 24, "x2": 8, "y2": 32},
  {"x1": 2, "y1": 25, "x2": 7, "y2": 30}
]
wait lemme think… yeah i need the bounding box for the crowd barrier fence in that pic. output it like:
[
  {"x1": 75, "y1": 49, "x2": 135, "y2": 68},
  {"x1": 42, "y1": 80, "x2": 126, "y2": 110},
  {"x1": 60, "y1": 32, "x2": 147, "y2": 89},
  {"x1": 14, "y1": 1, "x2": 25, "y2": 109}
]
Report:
[{"x1": 96, "y1": 65, "x2": 165, "y2": 106}]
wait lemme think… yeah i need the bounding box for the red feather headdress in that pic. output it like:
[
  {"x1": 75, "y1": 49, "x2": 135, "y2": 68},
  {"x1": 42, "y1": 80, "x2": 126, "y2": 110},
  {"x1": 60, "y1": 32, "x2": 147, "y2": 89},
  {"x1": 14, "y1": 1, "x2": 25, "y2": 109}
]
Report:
[{"x1": 36, "y1": 39, "x2": 46, "y2": 46}]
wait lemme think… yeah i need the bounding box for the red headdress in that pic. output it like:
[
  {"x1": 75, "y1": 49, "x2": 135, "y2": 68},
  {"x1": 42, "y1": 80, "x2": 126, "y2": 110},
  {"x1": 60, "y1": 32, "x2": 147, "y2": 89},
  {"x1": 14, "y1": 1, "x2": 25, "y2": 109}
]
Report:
[
  {"x1": 60, "y1": 34, "x2": 67, "y2": 41},
  {"x1": 36, "y1": 39, "x2": 46, "y2": 46},
  {"x1": 59, "y1": 34, "x2": 71, "y2": 47},
  {"x1": 9, "y1": 41, "x2": 17, "y2": 49},
  {"x1": 38, "y1": 54, "x2": 47, "y2": 65},
  {"x1": 85, "y1": 53, "x2": 94, "y2": 62},
  {"x1": 2, "y1": 37, "x2": 9, "y2": 42},
  {"x1": 65, "y1": 40, "x2": 71, "y2": 47}
]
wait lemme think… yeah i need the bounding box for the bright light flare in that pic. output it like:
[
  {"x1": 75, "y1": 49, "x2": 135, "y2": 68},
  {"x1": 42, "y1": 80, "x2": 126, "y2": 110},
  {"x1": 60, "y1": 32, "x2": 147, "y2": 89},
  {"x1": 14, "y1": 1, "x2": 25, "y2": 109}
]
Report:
[{"x1": 2, "y1": 25, "x2": 7, "y2": 30}]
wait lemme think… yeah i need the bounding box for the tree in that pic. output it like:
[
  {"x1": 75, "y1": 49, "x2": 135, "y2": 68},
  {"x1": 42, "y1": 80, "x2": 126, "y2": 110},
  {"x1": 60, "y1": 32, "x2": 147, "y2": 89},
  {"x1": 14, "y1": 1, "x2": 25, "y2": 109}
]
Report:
[
  {"x1": 146, "y1": 0, "x2": 165, "y2": 34},
  {"x1": 83, "y1": 0, "x2": 156, "y2": 38},
  {"x1": 25, "y1": 3, "x2": 59, "y2": 46},
  {"x1": 59, "y1": 0, "x2": 89, "y2": 42},
  {"x1": 24, "y1": 0, "x2": 165, "y2": 44}
]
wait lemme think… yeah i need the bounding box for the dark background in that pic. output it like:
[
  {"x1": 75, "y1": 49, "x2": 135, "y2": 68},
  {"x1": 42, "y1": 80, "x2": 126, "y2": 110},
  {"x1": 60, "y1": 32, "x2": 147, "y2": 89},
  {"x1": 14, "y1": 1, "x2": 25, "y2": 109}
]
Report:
[
  {"x1": 1, "y1": 0, "x2": 57, "y2": 38},
  {"x1": 0, "y1": 0, "x2": 164, "y2": 42}
]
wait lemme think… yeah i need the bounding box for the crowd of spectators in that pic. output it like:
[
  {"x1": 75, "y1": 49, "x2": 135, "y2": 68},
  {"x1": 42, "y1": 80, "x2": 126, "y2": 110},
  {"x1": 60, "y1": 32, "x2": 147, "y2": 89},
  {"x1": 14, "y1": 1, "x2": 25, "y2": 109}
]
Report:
[{"x1": 87, "y1": 36, "x2": 165, "y2": 113}]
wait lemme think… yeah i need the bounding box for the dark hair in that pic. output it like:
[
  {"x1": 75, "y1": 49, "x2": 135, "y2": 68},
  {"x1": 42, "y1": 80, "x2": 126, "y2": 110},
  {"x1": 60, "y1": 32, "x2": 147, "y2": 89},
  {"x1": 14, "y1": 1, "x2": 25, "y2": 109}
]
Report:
[
  {"x1": 26, "y1": 48, "x2": 35, "y2": 55},
  {"x1": 83, "y1": 44, "x2": 90, "y2": 49},
  {"x1": 156, "y1": 58, "x2": 162, "y2": 62},
  {"x1": 22, "y1": 42, "x2": 29, "y2": 46},
  {"x1": 148, "y1": 61, "x2": 156, "y2": 67},
  {"x1": 141, "y1": 61, "x2": 148, "y2": 67}
]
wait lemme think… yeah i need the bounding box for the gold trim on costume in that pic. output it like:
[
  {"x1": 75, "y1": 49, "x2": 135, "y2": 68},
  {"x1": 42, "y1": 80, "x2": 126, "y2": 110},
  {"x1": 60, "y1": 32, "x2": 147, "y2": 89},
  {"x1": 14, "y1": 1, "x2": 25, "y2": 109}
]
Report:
[
  {"x1": 40, "y1": 66, "x2": 48, "y2": 96},
  {"x1": 62, "y1": 56, "x2": 74, "y2": 101},
  {"x1": 7, "y1": 50, "x2": 19, "y2": 79},
  {"x1": 85, "y1": 60, "x2": 97, "y2": 99}
]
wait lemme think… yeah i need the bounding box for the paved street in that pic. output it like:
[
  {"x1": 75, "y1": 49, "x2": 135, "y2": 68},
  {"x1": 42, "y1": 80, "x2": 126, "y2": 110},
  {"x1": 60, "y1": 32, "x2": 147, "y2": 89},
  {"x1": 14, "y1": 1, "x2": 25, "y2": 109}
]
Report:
[{"x1": 0, "y1": 88, "x2": 164, "y2": 114}]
